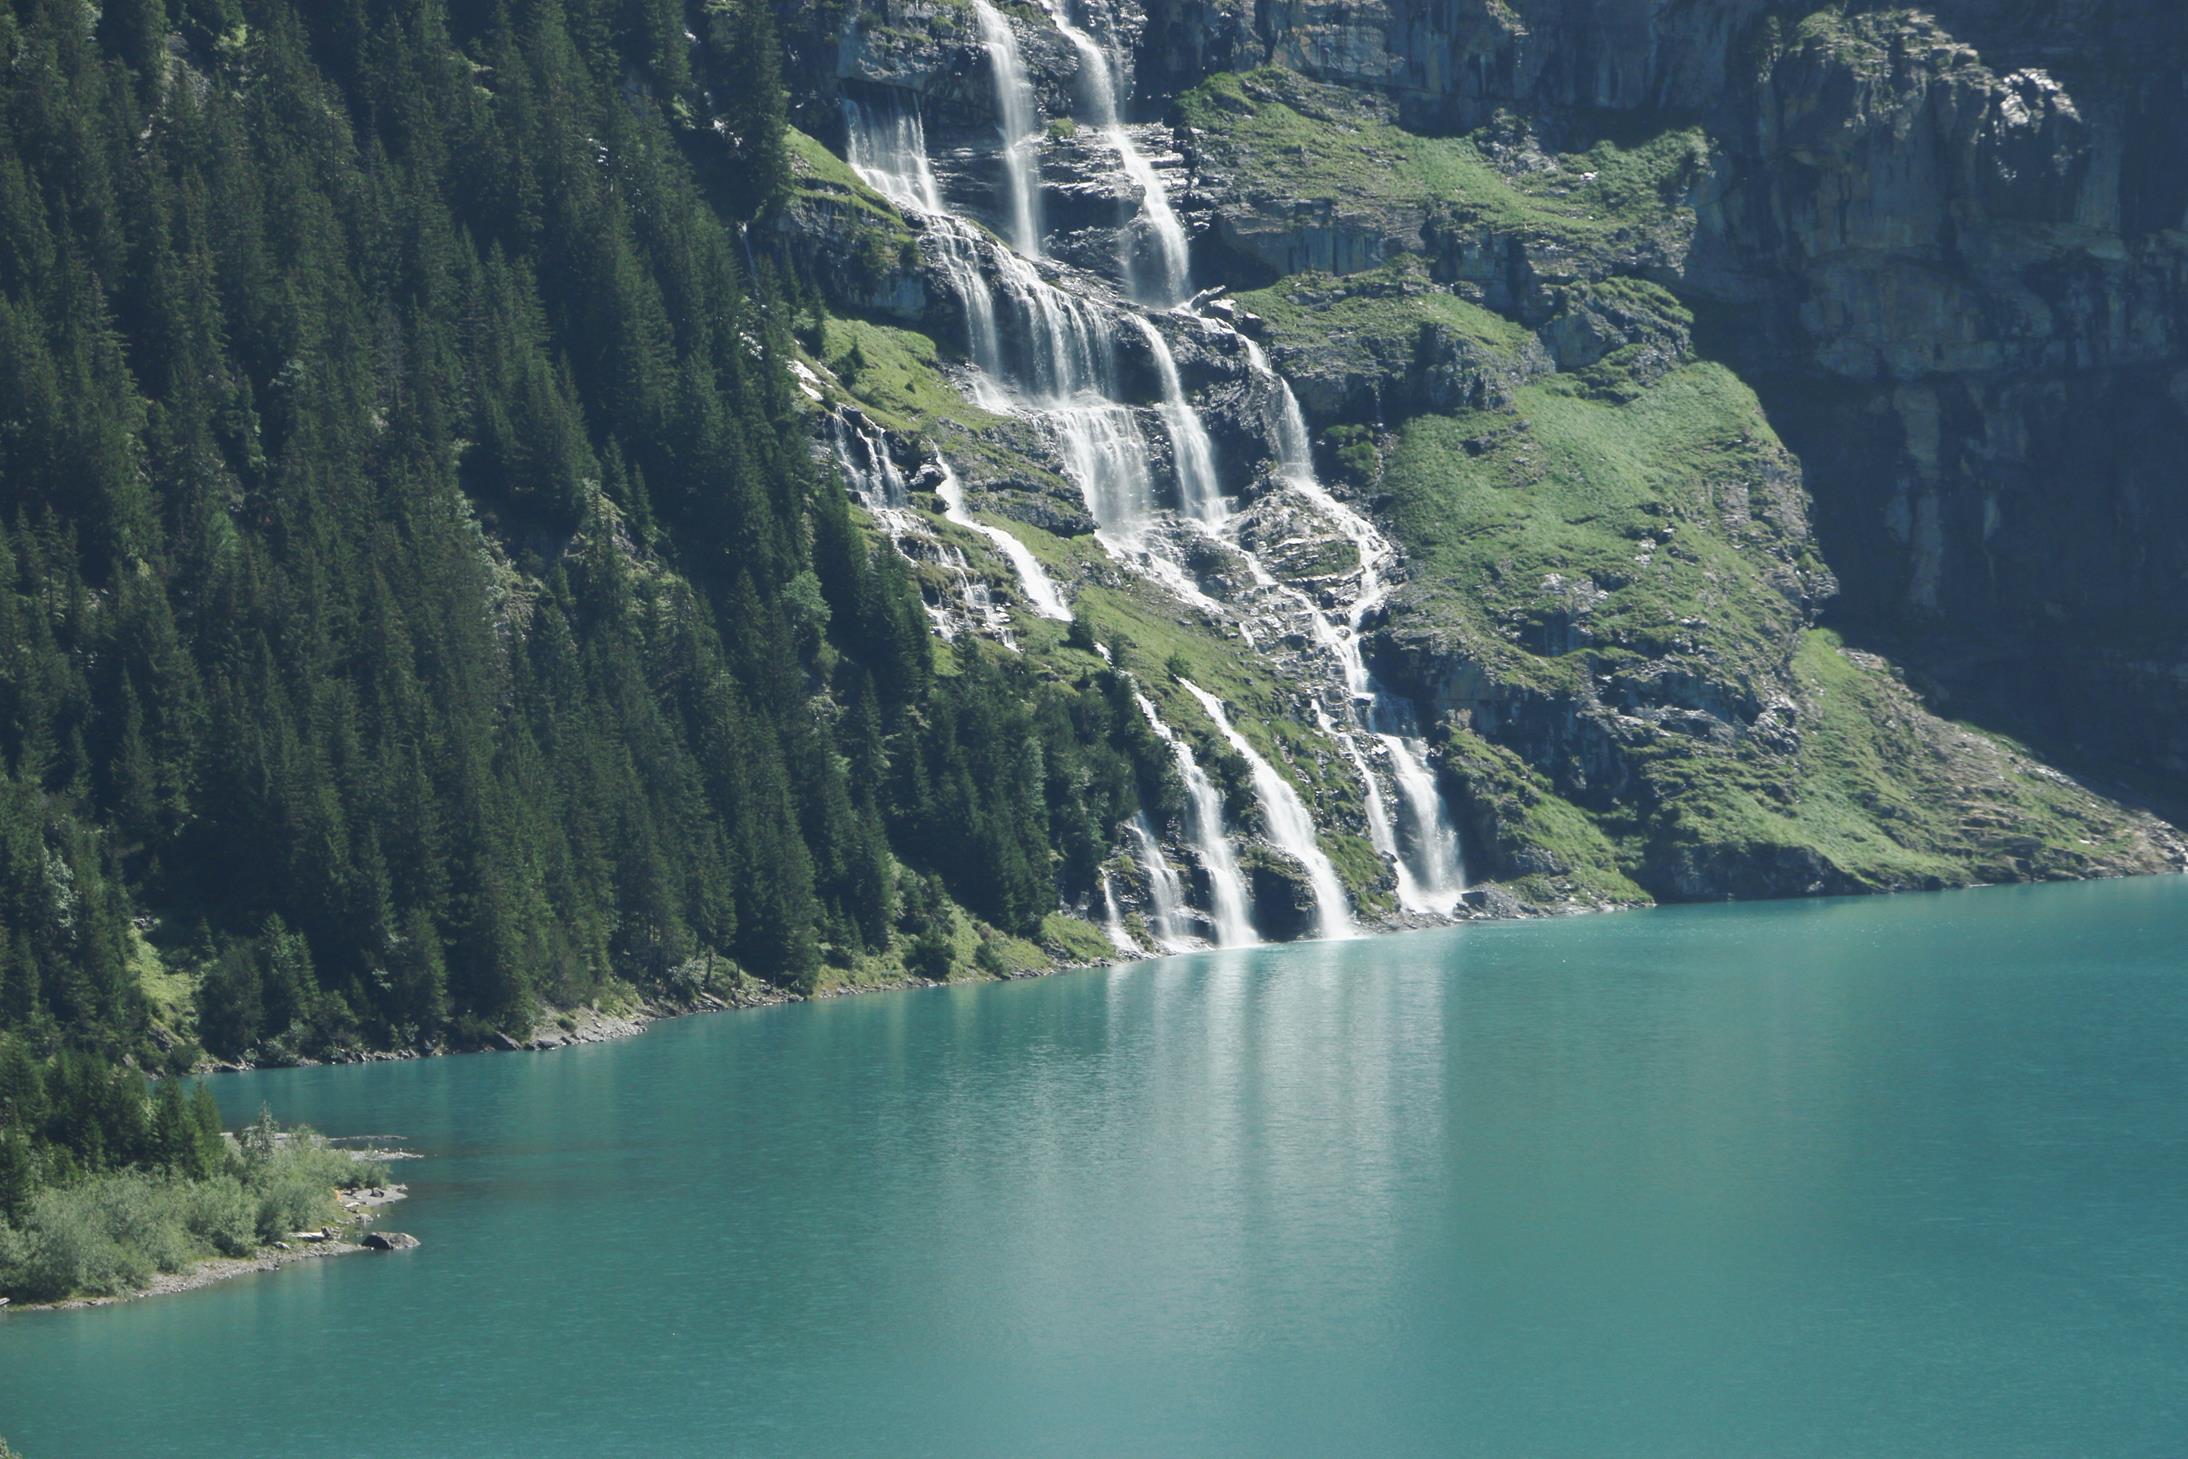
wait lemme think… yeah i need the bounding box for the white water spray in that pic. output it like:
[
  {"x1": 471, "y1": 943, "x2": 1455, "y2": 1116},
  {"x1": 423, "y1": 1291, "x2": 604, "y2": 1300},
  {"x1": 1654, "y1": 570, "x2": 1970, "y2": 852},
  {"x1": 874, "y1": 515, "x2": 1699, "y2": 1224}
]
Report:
[
  {"x1": 935, "y1": 458, "x2": 1073, "y2": 621},
  {"x1": 1382, "y1": 734, "x2": 1464, "y2": 912},
  {"x1": 973, "y1": 0, "x2": 1044, "y2": 256},
  {"x1": 1177, "y1": 679, "x2": 1352, "y2": 940},
  {"x1": 1098, "y1": 870, "x2": 1138, "y2": 953},
  {"x1": 1128, "y1": 315, "x2": 1224, "y2": 524},
  {"x1": 1236, "y1": 328, "x2": 1469, "y2": 911},
  {"x1": 1043, "y1": 2, "x2": 1190, "y2": 305},
  {"x1": 1127, "y1": 813, "x2": 1191, "y2": 950},
  {"x1": 1135, "y1": 692, "x2": 1257, "y2": 946}
]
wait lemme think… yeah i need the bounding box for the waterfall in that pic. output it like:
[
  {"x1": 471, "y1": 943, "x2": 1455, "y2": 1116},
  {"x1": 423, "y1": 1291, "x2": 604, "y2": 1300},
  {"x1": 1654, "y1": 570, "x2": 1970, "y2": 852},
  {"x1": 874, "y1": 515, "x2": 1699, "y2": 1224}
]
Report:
[
  {"x1": 973, "y1": 0, "x2": 1044, "y2": 256},
  {"x1": 827, "y1": 411, "x2": 910, "y2": 509},
  {"x1": 842, "y1": 96, "x2": 1008, "y2": 387},
  {"x1": 842, "y1": 90, "x2": 1163, "y2": 546},
  {"x1": 842, "y1": 92, "x2": 944, "y2": 214},
  {"x1": 935, "y1": 458, "x2": 1073, "y2": 621},
  {"x1": 1135, "y1": 693, "x2": 1257, "y2": 946},
  {"x1": 985, "y1": 245, "x2": 1113, "y2": 399},
  {"x1": 1114, "y1": 134, "x2": 1190, "y2": 308},
  {"x1": 1382, "y1": 735, "x2": 1465, "y2": 911},
  {"x1": 819, "y1": 393, "x2": 1009, "y2": 648},
  {"x1": 1317, "y1": 701, "x2": 1419, "y2": 908},
  {"x1": 830, "y1": 36, "x2": 1421, "y2": 942},
  {"x1": 1098, "y1": 870, "x2": 1138, "y2": 953},
  {"x1": 1177, "y1": 679, "x2": 1353, "y2": 941},
  {"x1": 1128, "y1": 315, "x2": 1224, "y2": 524},
  {"x1": 1127, "y1": 812, "x2": 1191, "y2": 950},
  {"x1": 1044, "y1": 1, "x2": 1190, "y2": 305},
  {"x1": 1234, "y1": 327, "x2": 1470, "y2": 912},
  {"x1": 828, "y1": 415, "x2": 1014, "y2": 642},
  {"x1": 1053, "y1": 402, "x2": 1160, "y2": 534},
  {"x1": 931, "y1": 542, "x2": 1014, "y2": 645}
]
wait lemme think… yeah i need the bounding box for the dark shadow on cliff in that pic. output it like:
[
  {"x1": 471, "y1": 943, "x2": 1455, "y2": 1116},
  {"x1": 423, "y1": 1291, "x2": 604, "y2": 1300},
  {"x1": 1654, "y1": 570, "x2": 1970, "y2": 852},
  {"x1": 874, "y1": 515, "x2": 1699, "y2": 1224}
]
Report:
[{"x1": 1697, "y1": 314, "x2": 2188, "y2": 832}]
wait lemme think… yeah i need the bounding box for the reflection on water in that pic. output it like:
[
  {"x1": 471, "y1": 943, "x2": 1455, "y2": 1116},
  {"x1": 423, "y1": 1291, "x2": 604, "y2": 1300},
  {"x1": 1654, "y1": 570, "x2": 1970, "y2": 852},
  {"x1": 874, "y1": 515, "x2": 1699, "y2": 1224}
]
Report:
[{"x1": 4, "y1": 878, "x2": 2185, "y2": 1458}]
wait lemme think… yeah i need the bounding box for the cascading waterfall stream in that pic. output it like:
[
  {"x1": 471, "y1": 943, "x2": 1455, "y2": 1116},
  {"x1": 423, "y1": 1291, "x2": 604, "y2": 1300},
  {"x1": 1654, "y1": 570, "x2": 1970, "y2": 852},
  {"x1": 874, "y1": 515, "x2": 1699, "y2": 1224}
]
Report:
[
  {"x1": 843, "y1": 92, "x2": 945, "y2": 214},
  {"x1": 842, "y1": 95, "x2": 1009, "y2": 403},
  {"x1": 1177, "y1": 679, "x2": 1353, "y2": 941},
  {"x1": 829, "y1": 414, "x2": 1007, "y2": 641},
  {"x1": 973, "y1": 0, "x2": 1044, "y2": 256},
  {"x1": 1382, "y1": 736, "x2": 1465, "y2": 905},
  {"x1": 1043, "y1": 1, "x2": 1190, "y2": 305},
  {"x1": 1235, "y1": 327, "x2": 1469, "y2": 912},
  {"x1": 1135, "y1": 692, "x2": 1257, "y2": 947},
  {"x1": 834, "y1": 10, "x2": 1479, "y2": 940},
  {"x1": 842, "y1": 89, "x2": 1164, "y2": 542},
  {"x1": 1098, "y1": 870, "x2": 1137, "y2": 953},
  {"x1": 1317, "y1": 700, "x2": 1415, "y2": 907},
  {"x1": 1127, "y1": 812, "x2": 1192, "y2": 949},
  {"x1": 1128, "y1": 315, "x2": 1225, "y2": 524},
  {"x1": 935, "y1": 459, "x2": 1073, "y2": 621},
  {"x1": 827, "y1": 410, "x2": 910, "y2": 510}
]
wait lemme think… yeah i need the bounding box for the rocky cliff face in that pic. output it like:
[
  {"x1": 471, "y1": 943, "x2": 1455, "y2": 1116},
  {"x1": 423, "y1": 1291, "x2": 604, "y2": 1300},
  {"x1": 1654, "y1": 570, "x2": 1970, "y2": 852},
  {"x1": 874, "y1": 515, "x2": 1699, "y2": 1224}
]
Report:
[
  {"x1": 767, "y1": 0, "x2": 2185, "y2": 924},
  {"x1": 1145, "y1": 0, "x2": 2188, "y2": 796}
]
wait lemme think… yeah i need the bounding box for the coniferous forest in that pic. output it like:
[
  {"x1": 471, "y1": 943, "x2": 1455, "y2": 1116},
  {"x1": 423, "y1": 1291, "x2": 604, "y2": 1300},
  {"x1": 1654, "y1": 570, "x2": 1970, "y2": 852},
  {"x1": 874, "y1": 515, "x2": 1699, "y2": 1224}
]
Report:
[{"x1": 0, "y1": 0, "x2": 1167, "y2": 1090}]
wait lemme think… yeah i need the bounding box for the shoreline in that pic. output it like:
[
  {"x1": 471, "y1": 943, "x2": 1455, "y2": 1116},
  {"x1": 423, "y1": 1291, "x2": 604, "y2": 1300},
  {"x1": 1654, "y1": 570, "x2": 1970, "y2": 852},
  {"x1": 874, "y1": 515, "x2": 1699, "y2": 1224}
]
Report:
[
  {"x1": 189, "y1": 869, "x2": 2188, "y2": 1079},
  {"x1": 4, "y1": 1181, "x2": 415, "y2": 1316},
  {"x1": 191, "y1": 900, "x2": 1520, "y2": 1076},
  {"x1": 37, "y1": 876, "x2": 2185, "y2": 1314}
]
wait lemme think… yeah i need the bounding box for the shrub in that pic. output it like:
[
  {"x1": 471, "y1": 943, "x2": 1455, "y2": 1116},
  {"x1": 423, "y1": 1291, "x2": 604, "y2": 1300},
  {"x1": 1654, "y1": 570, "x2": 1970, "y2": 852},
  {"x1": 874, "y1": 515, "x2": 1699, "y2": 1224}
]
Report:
[
  {"x1": 254, "y1": 1169, "x2": 339, "y2": 1243},
  {"x1": 0, "y1": 1125, "x2": 382, "y2": 1299},
  {"x1": 245, "y1": 1133, "x2": 379, "y2": 1243},
  {"x1": 905, "y1": 927, "x2": 956, "y2": 982},
  {"x1": 177, "y1": 1176, "x2": 257, "y2": 1257},
  {"x1": 76, "y1": 1174, "x2": 195, "y2": 1274},
  {"x1": 0, "y1": 1184, "x2": 156, "y2": 1300}
]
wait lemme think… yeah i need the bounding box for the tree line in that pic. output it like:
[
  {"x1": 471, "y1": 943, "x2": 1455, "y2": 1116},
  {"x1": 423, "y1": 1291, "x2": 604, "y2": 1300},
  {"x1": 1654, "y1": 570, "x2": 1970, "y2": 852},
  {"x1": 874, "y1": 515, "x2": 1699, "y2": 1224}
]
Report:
[{"x1": 0, "y1": 0, "x2": 1175, "y2": 1073}]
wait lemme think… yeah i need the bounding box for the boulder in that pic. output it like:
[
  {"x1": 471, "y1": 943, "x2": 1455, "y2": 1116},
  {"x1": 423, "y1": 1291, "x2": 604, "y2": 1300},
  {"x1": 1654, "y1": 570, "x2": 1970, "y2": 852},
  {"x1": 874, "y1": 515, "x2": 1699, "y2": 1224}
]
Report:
[{"x1": 363, "y1": 1231, "x2": 421, "y2": 1251}]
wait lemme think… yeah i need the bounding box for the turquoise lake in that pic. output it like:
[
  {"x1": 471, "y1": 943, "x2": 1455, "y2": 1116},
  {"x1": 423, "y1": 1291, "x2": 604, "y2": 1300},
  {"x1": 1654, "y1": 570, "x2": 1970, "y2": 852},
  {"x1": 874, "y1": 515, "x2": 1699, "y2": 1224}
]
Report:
[{"x1": 2, "y1": 877, "x2": 2184, "y2": 1456}]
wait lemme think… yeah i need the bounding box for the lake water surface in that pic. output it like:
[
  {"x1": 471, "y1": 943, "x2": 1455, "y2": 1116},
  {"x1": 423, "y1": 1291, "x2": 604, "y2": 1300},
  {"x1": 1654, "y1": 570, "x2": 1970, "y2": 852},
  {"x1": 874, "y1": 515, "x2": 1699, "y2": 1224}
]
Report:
[{"x1": 3, "y1": 878, "x2": 2184, "y2": 1456}]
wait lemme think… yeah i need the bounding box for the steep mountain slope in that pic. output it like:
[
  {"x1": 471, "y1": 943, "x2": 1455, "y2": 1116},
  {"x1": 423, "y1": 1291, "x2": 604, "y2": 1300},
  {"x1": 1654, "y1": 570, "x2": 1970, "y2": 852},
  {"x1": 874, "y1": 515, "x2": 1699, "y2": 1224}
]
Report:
[
  {"x1": 0, "y1": 0, "x2": 1175, "y2": 1067},
  {"x1": 1, "y1": 0, "x2": 2180, "y2": 1074},
  {"x1": 1140, "y1": 0, "x2": 2188, "y2": 798},
  {"x1": 767, "y1": 0, "x2": 2181, "y2": 916}
]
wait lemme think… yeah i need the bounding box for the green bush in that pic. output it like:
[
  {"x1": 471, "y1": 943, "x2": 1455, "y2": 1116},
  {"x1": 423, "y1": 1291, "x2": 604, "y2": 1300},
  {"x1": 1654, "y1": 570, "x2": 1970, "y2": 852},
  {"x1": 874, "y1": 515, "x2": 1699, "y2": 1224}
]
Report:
[
  {"x1": 177, "y1": 1176, "x2": 258, "y2": 1257},
  {"x1": 0, "y1": 1182, "x2": 158, "y2": 1300},
  {"x1": 77, "y1": 1175, "x2": 197, "y2": 1275},
  {"x1": 253, "y1": 1170, "x2": 340, "y2": 1244},
  {"x1": 246, "y1": 1136, "x2": 380, "y2": 1243},
  {"x1": 0, "y1": 1125, "x2": 383, "y2": 1300},
  {"x1": 905, "y1": 928, "x2": 956, "y2": 983}
]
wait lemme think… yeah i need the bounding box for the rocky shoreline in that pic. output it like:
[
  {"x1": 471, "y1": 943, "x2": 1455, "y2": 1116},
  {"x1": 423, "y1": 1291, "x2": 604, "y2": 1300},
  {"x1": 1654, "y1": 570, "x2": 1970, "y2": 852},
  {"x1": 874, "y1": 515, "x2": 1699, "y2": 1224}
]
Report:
[
  {"x1": 5, "y1": 1179, "x2": 418, "y2": 1315},
  {"x1": 191, "y1": 861, "x2": 2185, "y2": 1081},
  {"x1": 194, "y1": 896, "x2": 1545, "y2": 1075}
]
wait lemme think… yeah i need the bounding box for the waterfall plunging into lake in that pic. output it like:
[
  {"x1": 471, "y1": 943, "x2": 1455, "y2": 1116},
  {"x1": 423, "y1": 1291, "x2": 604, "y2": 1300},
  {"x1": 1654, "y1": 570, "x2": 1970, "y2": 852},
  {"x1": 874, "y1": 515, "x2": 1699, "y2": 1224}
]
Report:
[
  {"x1": 1098, "y1": 870, "x2": 1137, "y2": 952},
  {"x1": 1236, "y1": 329, "x2": 1469, "y2": 913},
  {"x1": 1136, "y1": 693, "x2": 1257, "y2": 946},
  {"x1": 1127, "y1": 812, "x2": 1191, "y2": 949},
  {"x1": 1178, "y1": 680, "x2": 1352, "y2": 940},
  {"x1": 825, "y1": 2, "x2": 1488, "y2": 943}
]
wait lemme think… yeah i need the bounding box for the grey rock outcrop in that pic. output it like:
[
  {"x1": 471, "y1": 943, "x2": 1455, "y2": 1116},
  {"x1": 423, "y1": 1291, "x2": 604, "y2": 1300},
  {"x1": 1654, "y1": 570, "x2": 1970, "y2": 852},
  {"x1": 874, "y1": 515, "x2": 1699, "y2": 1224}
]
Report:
[{"x1": 1157, "y1": 0, "x2": 2188, "y2": 794}]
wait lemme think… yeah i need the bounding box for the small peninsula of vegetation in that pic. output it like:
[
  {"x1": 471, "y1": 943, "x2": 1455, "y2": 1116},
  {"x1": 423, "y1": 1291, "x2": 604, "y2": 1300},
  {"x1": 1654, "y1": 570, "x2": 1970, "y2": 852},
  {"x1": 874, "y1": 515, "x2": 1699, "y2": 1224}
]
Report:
[{"x1": 0, "y1": 1036, "x2": 390, "y2": 1304}]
